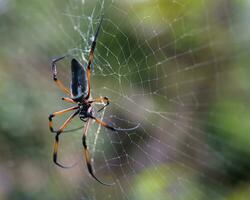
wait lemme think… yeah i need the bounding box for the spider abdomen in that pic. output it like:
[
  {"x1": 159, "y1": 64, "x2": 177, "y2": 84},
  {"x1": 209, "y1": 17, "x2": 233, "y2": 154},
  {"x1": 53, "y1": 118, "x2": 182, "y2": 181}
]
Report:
[{"x1": 70, "y1": 58, "x2": 89, "y2": 102}]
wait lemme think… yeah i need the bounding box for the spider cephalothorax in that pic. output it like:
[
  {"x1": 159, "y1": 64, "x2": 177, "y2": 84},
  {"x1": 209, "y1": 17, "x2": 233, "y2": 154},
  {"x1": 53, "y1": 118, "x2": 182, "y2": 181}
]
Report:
[
  {"x1": 48, "y1": 17, "x2": 139, "y2": 186},
  {"x1": 78, "y1": 103, "x2": 92, "y2": 121}
]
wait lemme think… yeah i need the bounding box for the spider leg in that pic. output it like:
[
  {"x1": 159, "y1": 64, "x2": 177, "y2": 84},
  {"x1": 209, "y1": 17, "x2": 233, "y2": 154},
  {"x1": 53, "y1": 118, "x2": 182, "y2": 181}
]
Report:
[
  {"x1": 85, "y1": 16, "x2": 104, "y2": 99},
  {"x1": 82, "y1": 119, "x2": 115, "y2": 186},
  {"x1": 90, "y1": 115, "x2": 140, "y2": 132},
  {"x1": 63, "y1": 125, "x2": 84, "y2": 133},
  {"x1": 89, "y1": 96, "x2": 109, "y2": 112},
  {"x1": 53, "y1": 110, "x2": 79, "y2": 168},
  {"x1": 51, "y1": 56, "x2": 71, "y2": 95},
  {"x1": 62, "y1": 97, "x2": 76, "y2": 104},
  {"x1": 48, "y1": 106, "x2": 79, "y2": 133}
]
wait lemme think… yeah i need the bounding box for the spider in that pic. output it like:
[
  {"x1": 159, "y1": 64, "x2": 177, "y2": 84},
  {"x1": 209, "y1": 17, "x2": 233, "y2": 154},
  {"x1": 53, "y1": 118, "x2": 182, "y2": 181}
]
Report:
[{"x1": 48, "y1": 17, "x2": 139, "y2": 186}]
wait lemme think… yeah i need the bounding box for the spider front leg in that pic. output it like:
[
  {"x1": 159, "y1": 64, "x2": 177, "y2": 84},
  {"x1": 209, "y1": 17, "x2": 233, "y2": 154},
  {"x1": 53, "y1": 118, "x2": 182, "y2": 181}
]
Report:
[
  {"x1": 82, "y1": 119, "x2": 115, "y2": 186},
  {"x1": 51, "y1": 56, "x2": 71, "y2": 95},
  {"x1": 85, "y1": 16, "x2": 103, "y2": 99},
  {"x1": 89, "y1": 96, "x2": 109, "y2": 112}
]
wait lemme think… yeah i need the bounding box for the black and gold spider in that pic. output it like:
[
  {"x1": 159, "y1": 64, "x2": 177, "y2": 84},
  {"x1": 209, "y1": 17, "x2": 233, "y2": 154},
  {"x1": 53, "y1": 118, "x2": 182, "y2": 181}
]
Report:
[{"x1": 48, "y1": 17, "x2": 139, "y2": 186}]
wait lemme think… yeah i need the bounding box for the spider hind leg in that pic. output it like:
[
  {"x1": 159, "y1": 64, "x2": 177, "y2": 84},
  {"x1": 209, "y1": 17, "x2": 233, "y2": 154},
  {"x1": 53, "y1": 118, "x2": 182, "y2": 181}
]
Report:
[
  {"x1": 50, "y1": 110, "x2": 79, "y2": 168},
  {"x1": 82, "y1": 119, "x2": 115, "y2": 186}
]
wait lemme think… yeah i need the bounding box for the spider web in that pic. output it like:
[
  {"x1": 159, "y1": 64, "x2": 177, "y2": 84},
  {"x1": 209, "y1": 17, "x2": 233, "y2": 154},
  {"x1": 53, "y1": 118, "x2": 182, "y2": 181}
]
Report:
[
  {"x1": 47, "y1": 0, "x2": 250, "y2": 199},
  {"x1": 1, "y1": 0, "x2": 249, "y2": 199}
]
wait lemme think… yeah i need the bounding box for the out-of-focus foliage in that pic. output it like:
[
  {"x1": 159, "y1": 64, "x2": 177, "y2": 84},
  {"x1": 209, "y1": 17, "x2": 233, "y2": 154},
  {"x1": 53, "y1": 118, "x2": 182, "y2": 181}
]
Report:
[{"x1": 131, "y1": 164, "x2": 203, "y2": 200}]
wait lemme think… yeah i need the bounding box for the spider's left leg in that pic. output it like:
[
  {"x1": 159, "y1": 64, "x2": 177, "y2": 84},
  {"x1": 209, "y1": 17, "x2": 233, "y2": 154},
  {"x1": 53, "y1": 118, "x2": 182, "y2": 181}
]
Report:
[
  {"x1": 62, "y1": 97, "x2": 76, "y2": 104},
  {"x1": 88, "y1": 96, "x2": 109, "y2": 112},
  {"x1": 49, "y1": 106, "x2": 79, "y2": 133},
  {"x1": 82, "y1": 119, "x2": 114, "y2": 186},
  {"x1": 53, "y1": 110, "x2": 79, "y2": 168},
  {"x1": 85, "y1": 16, "x2": 103, "y2": 99},
  {"x1": 90, "y1": 116, "x2": 140, "y2": 132},
  {"x1": 51, "y1": 56, "x2": 71, "y2": 95}
]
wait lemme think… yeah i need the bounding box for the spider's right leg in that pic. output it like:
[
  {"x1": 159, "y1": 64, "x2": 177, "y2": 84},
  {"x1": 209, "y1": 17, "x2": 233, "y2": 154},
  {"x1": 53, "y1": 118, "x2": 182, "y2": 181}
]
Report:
[
  {"x1": 88, "y1": 96, "x2": 109, "y2": 112},
  {"x1": 91, "y1": 115, "x2": 140, "y2": 132},
  {"x1": 51, "y1": 56, "x2": 71, "y2": 95}
]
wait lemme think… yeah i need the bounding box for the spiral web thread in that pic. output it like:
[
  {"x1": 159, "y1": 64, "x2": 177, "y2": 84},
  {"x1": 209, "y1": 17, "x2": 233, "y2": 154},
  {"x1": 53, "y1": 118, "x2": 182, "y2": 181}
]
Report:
[{"x1": 50, "y1": 0, "x2": 249, "y2": 199}]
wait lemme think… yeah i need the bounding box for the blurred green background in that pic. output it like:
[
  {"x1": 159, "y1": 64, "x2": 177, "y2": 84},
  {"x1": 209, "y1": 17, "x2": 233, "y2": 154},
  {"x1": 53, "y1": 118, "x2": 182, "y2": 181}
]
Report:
[{"x1": 0, "y1": 0, "x2": 250, "y2": 199}]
